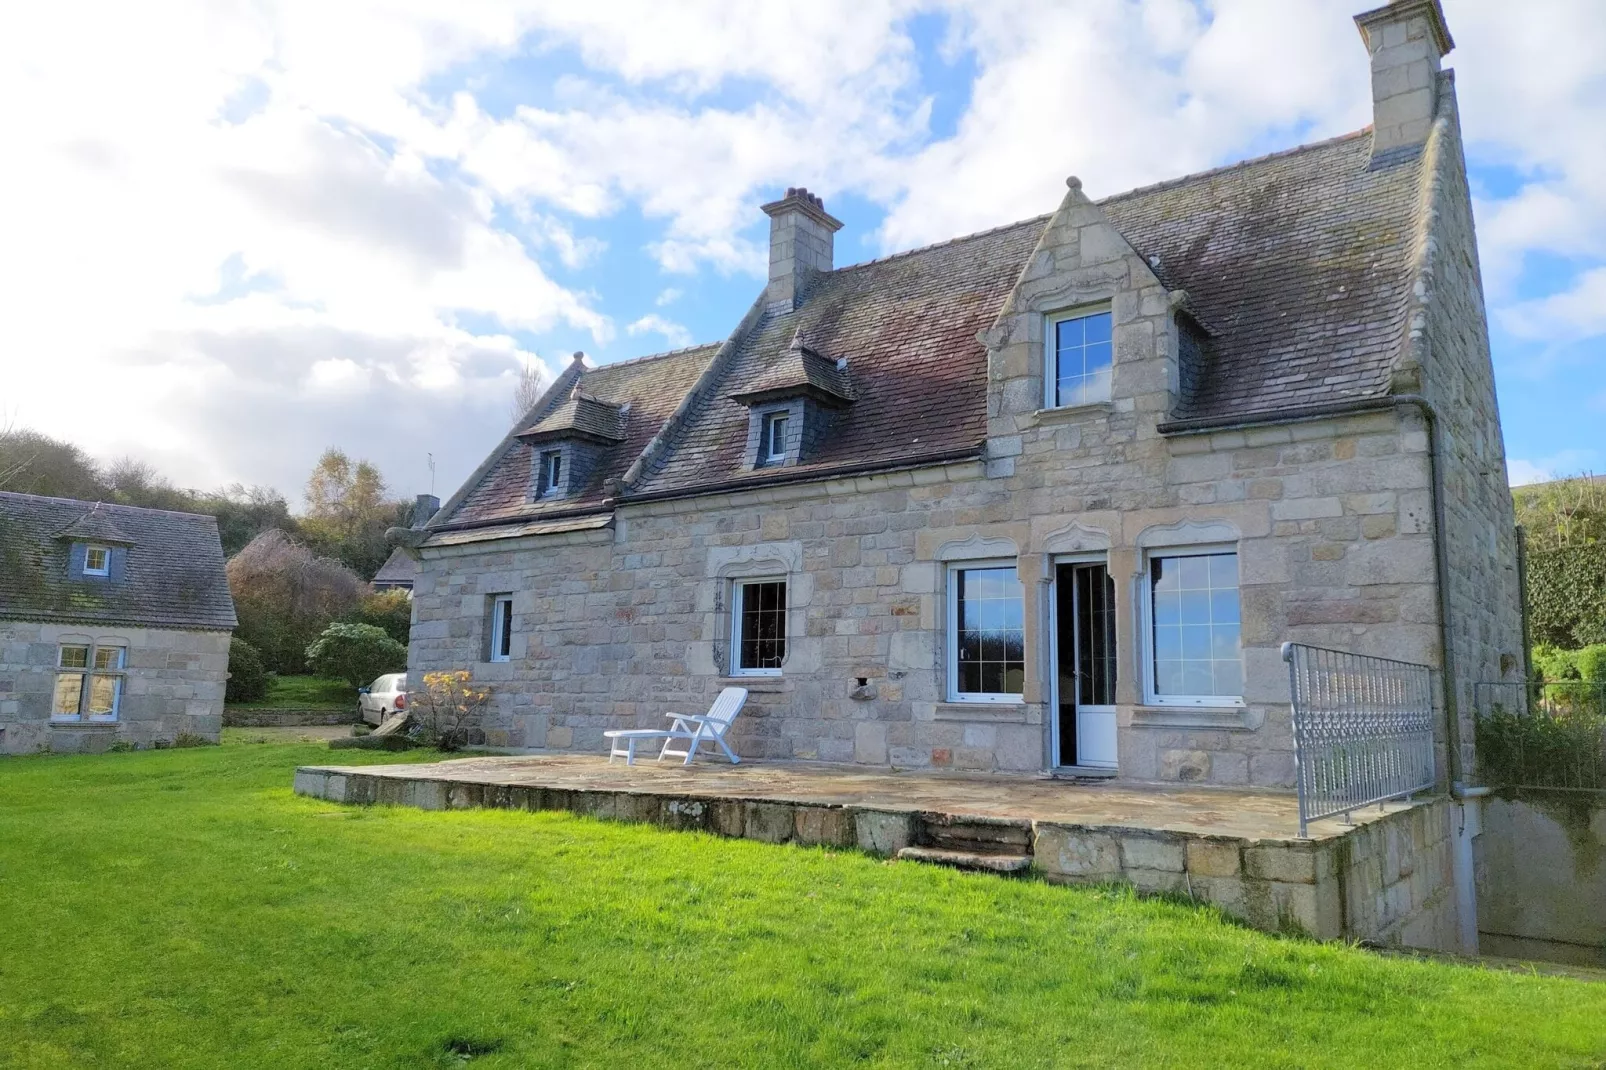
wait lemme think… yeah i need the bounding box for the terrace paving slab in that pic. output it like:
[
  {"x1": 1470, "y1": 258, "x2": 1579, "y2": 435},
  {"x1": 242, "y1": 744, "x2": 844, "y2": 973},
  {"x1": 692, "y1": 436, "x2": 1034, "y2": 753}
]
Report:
[{"x1": 295, "y1": 753, "x2": 1415, "y2": 843}]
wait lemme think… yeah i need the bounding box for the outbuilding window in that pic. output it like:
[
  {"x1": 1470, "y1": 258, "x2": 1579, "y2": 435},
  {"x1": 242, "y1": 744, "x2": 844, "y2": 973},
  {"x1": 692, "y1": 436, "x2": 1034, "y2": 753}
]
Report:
[
  {"x1": 52, "y1": 642, "x2": 126, "y2": 721},
  {"x1": 757, "y1": 411, "x2": 789, "y2": 468},
  {"x1": 946, "y1": 562, "x2": 1025, "y2": 702},
  {"x1": 731, "y1": 578, "x2": 786, "y2": 675},
  {"x1": 83, "y1": 545, "x2": 111, "y2": 576},
  {"x1": 538, "y1": 450, "x2": 563, "y2": 498}
]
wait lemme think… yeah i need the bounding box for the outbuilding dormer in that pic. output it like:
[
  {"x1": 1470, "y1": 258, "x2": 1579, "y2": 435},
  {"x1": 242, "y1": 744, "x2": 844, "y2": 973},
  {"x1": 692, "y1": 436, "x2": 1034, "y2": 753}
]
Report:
[
  {"x1": 516, "y1": 389, "x2": 626, "y2": 501},
  {"x1": 52, "y1": 503, "x2": 135, "y2": 582},
  {"x1": 729, "y1": 330, "x2": 855, "y2": 470}
]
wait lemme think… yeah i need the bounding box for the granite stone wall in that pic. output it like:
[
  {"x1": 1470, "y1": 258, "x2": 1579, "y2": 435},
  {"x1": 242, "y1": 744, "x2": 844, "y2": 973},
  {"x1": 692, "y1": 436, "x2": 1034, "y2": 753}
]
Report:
[{"x1": 0, "y1": 620, "x2": 230, "y2": 753}]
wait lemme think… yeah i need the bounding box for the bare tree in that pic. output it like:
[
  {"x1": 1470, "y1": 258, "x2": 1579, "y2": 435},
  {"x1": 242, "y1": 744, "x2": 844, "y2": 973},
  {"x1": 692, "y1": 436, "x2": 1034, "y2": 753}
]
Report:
[{"x1": 510, "y1": 358, "x2": 545, "y2": 425}]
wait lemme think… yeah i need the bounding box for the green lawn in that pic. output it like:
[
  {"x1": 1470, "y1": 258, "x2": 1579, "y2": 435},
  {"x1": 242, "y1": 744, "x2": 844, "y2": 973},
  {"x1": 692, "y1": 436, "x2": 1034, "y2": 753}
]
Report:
[
  {"x1": 1, "y1": 744, "x2": 1602, "y2": 1069},
  {"x1": 227, "y1": 674, "x2": 358, "y2": 710}
]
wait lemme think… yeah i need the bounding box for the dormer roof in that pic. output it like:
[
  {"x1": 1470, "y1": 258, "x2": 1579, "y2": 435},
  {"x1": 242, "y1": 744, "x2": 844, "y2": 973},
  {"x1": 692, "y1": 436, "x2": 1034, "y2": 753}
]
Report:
[
  {"x1": 729, "y1": 331, "x2": 856, "y2": 408},
  {"x1": 518, "y1": 391, "x2": 627, "y2": 445},
  {"x1": 51, "y1": 502, "x2": 135, "y2": 545}
]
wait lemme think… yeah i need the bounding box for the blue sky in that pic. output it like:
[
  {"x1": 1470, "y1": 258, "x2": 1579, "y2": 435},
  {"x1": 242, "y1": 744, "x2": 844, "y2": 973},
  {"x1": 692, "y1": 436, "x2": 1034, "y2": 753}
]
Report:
[{"x1": 1, "y1": 0, "x2": 1601, "y2": 500}]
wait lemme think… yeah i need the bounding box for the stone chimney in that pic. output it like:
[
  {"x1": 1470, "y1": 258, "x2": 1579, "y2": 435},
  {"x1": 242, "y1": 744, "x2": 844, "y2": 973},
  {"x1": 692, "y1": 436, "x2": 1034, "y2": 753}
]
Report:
[
  {"x1": 411, "y1": 493, "x2": 439, "y2": 527},
  {"x1": 760, "y1": 187, "x2": 843, "y2": 312},
  {"x1": 1354, "y1": 0, "x2": 1454, "y2": 162}
]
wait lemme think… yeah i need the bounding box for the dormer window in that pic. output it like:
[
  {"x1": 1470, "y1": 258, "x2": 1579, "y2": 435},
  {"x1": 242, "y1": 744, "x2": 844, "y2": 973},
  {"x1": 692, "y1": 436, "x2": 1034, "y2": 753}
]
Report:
[
  {"x1": 538, "y1": 450, "x2": 564, "y2": 498},
  {"x1": 83, "y1": 545, "x2": 111, "y2": 577},
  {"x1": 1045, "y1": 306, "x2": 1113, "y2": 408},
  {"x1": 758, "y1": 411, "x2": 789, "y2": 468}
]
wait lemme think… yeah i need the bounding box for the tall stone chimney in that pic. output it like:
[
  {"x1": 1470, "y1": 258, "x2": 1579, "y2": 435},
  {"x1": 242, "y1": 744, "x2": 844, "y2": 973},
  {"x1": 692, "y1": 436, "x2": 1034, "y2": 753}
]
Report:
[
  {"x1": 1354, "y1": 0, "x2": 1454, "y2": 162},
  {"x1": 760, "y1": 187, "x2": 843, "y2": 312},
  {"x1": 411, "y1": 493, "x2": 439, "y2": 527}
]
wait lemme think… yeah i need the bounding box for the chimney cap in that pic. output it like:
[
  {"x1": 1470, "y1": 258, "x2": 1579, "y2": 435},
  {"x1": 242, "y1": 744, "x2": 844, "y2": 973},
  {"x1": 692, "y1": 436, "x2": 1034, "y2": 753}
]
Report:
[
  {"x1": 761, "y1": 186, "x2": 844, "y2": 232},
  {"x1": 1354, "y1": 0, "x2": 1453, "y2": 57}
]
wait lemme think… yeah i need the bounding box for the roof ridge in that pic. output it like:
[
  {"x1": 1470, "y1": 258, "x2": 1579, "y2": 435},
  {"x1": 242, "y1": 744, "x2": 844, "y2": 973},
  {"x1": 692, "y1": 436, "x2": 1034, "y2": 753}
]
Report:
[
  {"x1": 1097, "y1": 128, "x2": 1371, "y2": 206},
  {"x1": 0, "y1": 489, "x2": 218, "y2": 523},
  {"x1": 585, "y1": 340, "x2": 722, "y2": 374},
  {"x1": 830, "y1": 213, "x2": 1053, "y2": 275}
]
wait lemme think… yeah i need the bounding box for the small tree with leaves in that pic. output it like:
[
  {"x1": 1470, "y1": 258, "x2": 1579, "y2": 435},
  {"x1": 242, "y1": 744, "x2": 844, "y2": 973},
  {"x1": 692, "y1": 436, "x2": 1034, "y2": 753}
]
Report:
[
  {"x1": 304, "y1": 622, "x2": 407, "y2": 689},
  {"x1": 407, "y1": 671, "x2": 491, "y2": 752}
]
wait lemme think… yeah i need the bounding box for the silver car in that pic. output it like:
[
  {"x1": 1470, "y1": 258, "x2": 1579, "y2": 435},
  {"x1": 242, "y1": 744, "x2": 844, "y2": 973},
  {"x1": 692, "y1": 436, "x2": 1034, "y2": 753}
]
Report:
[{"x1": 357, "y1": 672, "x2": 408, "y2": 725}]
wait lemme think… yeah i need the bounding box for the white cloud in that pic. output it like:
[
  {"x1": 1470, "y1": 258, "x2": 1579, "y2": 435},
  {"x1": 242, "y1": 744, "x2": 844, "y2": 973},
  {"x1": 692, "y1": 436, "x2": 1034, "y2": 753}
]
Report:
[
  {"x1": 655, "y1": 288, "x2": 683, "y2": 307},
  {"x1": 626, "y1": 314, "x2": 695, "y2": 350},
  {"x1": 1508, "y1": 449, "x2": 1602, "y2": 486}
]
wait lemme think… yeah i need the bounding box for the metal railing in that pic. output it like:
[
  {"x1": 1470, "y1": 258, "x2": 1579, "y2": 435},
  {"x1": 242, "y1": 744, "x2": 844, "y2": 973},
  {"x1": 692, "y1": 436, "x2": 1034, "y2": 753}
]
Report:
[
  {"x1": 1282, "y1": 642, "x2": 1438, "y2": 837},
  {"x1": 1472, "y1": 680, "x2": 1606, "y2": 792}
]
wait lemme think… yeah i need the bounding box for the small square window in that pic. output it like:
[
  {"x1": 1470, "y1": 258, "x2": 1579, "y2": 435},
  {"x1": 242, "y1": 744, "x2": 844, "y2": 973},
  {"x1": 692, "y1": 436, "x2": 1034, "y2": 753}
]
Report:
[
  {"x1": 732, "y1": 579, "x2": 786, "y2": 675},
  {"x1": 84, "y1": 545, "x2": 111, "y2": 576},
  {"x1": 538, "y1": 450, "x2": 563, "y2": 498},
  {"x1": 757, "y1": 411, "x2": 789, "y2": 467},
  {"x1": 489, "y1": 595, "x2": 514, "y2": 662},
  {"x1": 1044, "y1": 308, "x2": 1113, "y2": 409}
]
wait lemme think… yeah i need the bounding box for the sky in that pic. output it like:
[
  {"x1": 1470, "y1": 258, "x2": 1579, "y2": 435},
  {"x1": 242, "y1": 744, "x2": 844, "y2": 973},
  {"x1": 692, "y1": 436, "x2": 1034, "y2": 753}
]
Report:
[{"x1": 0, "y1": 0, "x2": 1601, "y2": 506}]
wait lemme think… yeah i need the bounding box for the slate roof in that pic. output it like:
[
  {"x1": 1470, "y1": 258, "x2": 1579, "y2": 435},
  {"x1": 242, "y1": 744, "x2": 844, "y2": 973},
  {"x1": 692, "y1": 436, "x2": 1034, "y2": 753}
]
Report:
[
  {"x1": 446, "y1": 343, "x2": 719, "y2": 527},
  {"x1": 435, "y1": 126, "x2": 1429, "y2": 527},
  {"x1": 371, "y1": 546, "x2": 419, "y2": 587},
  {"x1": 731, "y1": 334, "x2": 858, "y2": 406},
  {"x1": 1102, "y1": 130, "x2": 1423, "y2": 424},
  {"x1": 521, "y1": 392, "x2": 627, "y2": 444},
  {"x1": 0, "y1": 492, "x2": 237, "y2": 630}
]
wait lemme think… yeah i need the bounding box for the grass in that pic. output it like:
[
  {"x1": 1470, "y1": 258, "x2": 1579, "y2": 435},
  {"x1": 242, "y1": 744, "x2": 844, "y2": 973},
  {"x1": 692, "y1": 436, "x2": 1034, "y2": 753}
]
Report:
[
  {"x1": 227, "y1": 674, "x2": 357, "y2": 710},
  {"x1": 0, "y1": 744, "x2": 1602, "y2": 1069}
]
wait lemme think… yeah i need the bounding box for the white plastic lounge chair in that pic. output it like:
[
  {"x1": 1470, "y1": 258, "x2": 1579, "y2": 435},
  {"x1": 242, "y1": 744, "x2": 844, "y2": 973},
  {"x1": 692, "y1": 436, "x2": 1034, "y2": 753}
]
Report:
[{"x1": 604, "y1": 686, "x2": 748, "y2": 766}]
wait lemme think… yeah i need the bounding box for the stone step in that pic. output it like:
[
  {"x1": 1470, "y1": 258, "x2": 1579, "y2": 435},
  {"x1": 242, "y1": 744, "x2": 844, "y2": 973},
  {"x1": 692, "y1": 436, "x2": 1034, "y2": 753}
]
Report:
[
  {"x1": 918, "y1": 813, "x2": 1034, "y2": 853},
  {"x1": 896, "y1": 846, "x2": 1033, "y2": 874}
]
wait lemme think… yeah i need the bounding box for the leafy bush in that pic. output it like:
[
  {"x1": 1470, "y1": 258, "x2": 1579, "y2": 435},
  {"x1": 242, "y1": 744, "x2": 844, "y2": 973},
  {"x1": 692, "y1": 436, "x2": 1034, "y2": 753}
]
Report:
[
  {"x1": 304, "y1": 623, "x2": 407, "y2": 689},
  {"x1": 1577, "y1": 644, "x2": 1606, "y2": 683},
  {"x1": 224, "y1": 638, "x2": 269, "y2": 703},
  {"x1": 341, "y1": 588, "x2": 413, "y2": 646},
  {"x1": 1476, "y1": 702, "x2": 1606, "y2": 790},
  {"x1": 1534, "y1": 643, "x2": 1606, "y2": 683},
  {"x1": 407, "y1": 671, "x2": 491, "y2": 752},
  {"x1": 1525, "y1": 543, "x2": 1606, "y2": 649}
]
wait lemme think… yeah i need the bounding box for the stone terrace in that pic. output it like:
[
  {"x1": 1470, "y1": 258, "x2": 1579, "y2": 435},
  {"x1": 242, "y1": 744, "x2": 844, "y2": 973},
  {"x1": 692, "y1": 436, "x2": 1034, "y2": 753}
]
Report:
[{"x1": 293, "y1": 755, "x2": 1460, "y2": 950}]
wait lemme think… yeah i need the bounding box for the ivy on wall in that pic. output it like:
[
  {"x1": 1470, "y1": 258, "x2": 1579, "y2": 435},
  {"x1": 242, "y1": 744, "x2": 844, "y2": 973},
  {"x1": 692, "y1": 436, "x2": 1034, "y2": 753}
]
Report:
[{"x1": 1526, "y1": 543, "x2": 1606, "y2": 649}]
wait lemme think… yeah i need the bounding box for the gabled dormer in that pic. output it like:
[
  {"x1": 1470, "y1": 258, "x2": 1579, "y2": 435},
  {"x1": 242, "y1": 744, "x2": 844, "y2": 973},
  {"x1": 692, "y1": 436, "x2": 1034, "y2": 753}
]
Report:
[
  {"x1": 52, "y1": 503, "x2": 134, "y2": 582},
  {"x1": 729, "y1": 330, "x2": 855, "y2": 470},
  {"x1": 515, "y1": 388, "x2": 626, "y2": 501}
]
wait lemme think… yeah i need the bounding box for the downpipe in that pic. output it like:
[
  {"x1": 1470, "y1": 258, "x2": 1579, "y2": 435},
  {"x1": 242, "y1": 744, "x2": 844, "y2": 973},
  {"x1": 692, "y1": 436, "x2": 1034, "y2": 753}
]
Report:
[{"x1": 1450, "y1": 783, "x2": 1490, "y2": 955}]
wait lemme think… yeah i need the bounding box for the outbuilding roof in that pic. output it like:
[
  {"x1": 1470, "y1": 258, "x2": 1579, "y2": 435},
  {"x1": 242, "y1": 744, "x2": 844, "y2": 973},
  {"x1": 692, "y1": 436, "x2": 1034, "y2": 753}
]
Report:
[{"x1": 0, "y1": 492, "x2": 237, "y2": 630}]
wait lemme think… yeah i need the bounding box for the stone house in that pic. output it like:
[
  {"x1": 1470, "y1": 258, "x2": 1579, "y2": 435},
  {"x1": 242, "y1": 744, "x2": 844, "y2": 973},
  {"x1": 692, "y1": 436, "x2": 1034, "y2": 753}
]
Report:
[
  {"x1": 0, "y1": 492, "x2": 237, "y2": 753},
  {"x1": 402, "y1": 0, "x2": 1523, "y2": 789}
]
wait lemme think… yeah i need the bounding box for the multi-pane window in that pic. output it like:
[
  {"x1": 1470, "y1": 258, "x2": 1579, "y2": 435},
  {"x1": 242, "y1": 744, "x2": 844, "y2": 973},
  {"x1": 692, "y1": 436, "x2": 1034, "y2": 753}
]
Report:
[
  {"x1": 1147, "y1": 551, "x2": 1242, "y2": 704},
  {"x1": 1046, "y1": 308, "x2": 1113, "y2": 408},
  {"x1": 948, "y1": 564, "x2": 1025, "y2": 701},
  {"x1": 52, "y1": 642, "x2": 125, "y2": 721},
  {"x1": 758, "y1": 411, "x2": 789, "y2": 467},
  {"x1": 489, "y1": 595, "x2": 513, "y2": 662},
  {"x1": 732, "y1": 579, "x2": 786, "y2": 674},
  {"x1": 538, "y1": 450, "x2": 563, "y2": 497},
  {"x1": 83, "y1": 545, "x2": 111, "y2": 576}
]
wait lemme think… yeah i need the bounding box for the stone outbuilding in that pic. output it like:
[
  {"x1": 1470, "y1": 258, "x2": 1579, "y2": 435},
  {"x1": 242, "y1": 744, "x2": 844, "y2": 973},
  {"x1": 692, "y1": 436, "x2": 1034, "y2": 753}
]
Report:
[
  {"x1": 0, "y1": 492, "x2": 237, "y2": 753},
  {"x1": 400, "y1": 0, "x2": 1523, "y2": 790}
]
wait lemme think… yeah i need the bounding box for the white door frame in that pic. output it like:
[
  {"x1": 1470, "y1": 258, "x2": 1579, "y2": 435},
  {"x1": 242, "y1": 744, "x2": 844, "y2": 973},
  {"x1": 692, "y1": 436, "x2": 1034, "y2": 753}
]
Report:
[{"x1": 1048, "y1": 553, "x2": 1118, "y2": 770}]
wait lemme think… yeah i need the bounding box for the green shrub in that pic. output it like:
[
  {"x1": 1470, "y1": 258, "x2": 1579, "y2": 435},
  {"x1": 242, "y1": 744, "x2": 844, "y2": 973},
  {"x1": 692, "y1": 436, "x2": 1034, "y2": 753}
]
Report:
[
  {"x1": 1576, "y1": 644, "x2": 1606, "y2": 682},
  {"x1": 1476, "y1": 703, "x2": 1606, "y2": 790},
  {"x1": 304, "y1": 623, "x2": 407, "y2": 689},
  {"x1": 1525, "y1": 542, "x2": 1606, "y2": 649},
  {"x1": 1533, "y1": 644, "x2": 1581, "y2": 682},
  {"x1": 224, "y1": 638, "x2": 270, "y2": 703}
]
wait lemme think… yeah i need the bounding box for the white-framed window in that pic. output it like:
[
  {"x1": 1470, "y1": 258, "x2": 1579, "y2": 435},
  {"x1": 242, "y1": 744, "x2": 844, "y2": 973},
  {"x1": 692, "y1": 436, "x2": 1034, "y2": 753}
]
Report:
[
  {"x1": 538, "y1": 450, "x2": 563, "y2": 498},
  {"x1": 731, "y1": 578, "x2": 786, "y2": 676},
  {"x1": 488, "y1": 595, "x2": 513, "y2": 662},
  {"x1": 83, "y1": 544, "x2": 111, "y2": 576},
  {"x1": 1044, "y1": 305, "x2": 1113, "y2": 409},
  {"x1": 757, "y1": 411, "x2": 789, "y2": 468},
  {"x1": 946, "y1": 561, "x2": 1025, "y2": 703},
  {"x1": 52, "y1": 641, "x2": 126, "y2": 721},
  {"x1": 1141, "y1": 547, "x2": 1243, "y2": 707}
]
